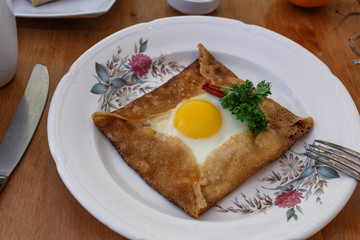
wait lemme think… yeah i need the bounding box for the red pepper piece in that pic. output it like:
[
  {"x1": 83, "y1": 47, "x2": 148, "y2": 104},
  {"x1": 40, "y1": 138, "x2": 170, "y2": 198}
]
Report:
[{"x1": 201, "y1": 79, "x2": 227, "y2": 98}]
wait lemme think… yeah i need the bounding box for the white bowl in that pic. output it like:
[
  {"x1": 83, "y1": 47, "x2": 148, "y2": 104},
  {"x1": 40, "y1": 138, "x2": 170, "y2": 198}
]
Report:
[{"x1": 168, "y1": 0, "x2": 221, "y2": 15}]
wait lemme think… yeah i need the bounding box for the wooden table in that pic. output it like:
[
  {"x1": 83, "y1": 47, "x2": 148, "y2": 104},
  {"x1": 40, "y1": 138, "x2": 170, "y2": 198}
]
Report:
[{"x1": 1, "y1": 0, "x2": 359, "y2": 239}]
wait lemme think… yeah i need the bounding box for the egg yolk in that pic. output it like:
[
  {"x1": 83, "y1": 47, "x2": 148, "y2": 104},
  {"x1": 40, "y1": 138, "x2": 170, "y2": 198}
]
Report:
[{"x1": 174, "y1": 99, "x2": 222, "y2": 139}]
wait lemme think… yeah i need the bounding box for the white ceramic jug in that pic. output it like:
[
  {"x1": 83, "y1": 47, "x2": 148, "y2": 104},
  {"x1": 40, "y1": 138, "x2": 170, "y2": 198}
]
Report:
[{"x1": 0, "y1": 0, "x2": 18, "y2": 87}]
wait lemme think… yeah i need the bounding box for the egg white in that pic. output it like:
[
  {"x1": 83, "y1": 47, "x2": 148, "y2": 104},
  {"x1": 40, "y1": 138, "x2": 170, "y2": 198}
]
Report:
[{"x1": 146, "y1": 93, "x2": 248, "y2": 165}]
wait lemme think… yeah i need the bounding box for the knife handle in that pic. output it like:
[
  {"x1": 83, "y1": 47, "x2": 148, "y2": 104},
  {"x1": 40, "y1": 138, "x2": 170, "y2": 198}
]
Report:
[{"x1": 0, "y1": 174, "x2": 8, "y2": 192}]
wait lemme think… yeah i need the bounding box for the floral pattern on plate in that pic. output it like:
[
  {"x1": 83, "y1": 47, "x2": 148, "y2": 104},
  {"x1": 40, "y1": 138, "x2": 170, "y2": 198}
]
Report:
[
  {"x1": 216, "y1": 145, "x2": 340, "y2": 221},
  {"x1": 90, "y1": 38, "x2": 185, "y2": 112}
]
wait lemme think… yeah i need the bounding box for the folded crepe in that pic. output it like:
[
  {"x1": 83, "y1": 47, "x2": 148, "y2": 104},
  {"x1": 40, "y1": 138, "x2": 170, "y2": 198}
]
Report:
[
  {"x1": 31, "y1": 0, "x2": 54, "y2": 7},
  {"x1": 92, "y1": 44, "x2": 314, "y2": 218}
]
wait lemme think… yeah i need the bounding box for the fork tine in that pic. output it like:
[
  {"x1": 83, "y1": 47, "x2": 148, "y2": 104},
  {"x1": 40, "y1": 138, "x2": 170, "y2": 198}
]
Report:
[
  {"x1": 304, "y1": 152, "x2": 360, "y2": 181},
  {"x1": 306, "y1": 147, "x2": 360, "y2": 173},
  {"x1": 314, "y1": 140, "x2": 360, "y2": 159},
  {"x1": 309, "y1": 143, "x2": 360, "y2": 169},
  {"x1": 305, "y1": 140, "x2": 360, "y2": 181}
]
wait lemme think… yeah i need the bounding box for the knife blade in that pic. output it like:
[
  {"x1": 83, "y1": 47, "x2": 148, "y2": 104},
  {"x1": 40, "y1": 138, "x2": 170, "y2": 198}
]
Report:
[{"x1": 0, "y1": 64, "x2": 49, "y2": 191}]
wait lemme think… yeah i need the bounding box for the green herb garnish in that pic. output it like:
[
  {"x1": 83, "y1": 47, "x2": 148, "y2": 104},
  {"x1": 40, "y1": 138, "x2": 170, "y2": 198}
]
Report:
[{"x1": 220, "y1": 80, "x2": 272, "y2": 133}]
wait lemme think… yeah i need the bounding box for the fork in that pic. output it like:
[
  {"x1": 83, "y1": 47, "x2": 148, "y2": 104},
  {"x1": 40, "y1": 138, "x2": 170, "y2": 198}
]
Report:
[{"x1": 304, "y1": 140, "x2": 360, "y2": 181}]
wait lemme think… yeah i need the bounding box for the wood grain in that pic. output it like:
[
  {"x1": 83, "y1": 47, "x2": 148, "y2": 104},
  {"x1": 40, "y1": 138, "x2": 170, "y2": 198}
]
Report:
[{"x1": 0, "y1": 0, "x2": 359, "y2": 239}]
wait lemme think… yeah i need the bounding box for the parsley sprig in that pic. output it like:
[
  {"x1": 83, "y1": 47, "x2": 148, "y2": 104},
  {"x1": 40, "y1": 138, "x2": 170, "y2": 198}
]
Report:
[{"x1": 220, "y1": 80, "x2": 272, "y2": 133}]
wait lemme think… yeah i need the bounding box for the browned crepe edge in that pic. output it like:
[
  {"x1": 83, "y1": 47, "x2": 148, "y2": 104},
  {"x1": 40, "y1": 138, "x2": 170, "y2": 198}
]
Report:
[
  {"x1": 92, "y1": 112, "x2": 207, "y2": 218},
  {"x1": 112, "y1": 60, "x2": 206, "y2": 122},
  {"x1": 31, "y1": 0, "x2": 54, "y2": 6}
]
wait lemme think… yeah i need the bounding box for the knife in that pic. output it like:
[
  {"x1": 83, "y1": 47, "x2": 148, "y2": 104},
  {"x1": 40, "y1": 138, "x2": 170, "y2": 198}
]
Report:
[{"x1": 0, "y1": 64, "x2": 49, "y2": 191}]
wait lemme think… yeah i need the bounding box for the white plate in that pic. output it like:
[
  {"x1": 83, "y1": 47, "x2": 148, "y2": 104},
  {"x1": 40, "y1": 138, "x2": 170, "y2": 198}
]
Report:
[
  {"x1": 14, "y1": 0, "x2": 116, "y2": 18},
  {"x1": 48, "y1": 16, "x2": 360, "y2": 240}
]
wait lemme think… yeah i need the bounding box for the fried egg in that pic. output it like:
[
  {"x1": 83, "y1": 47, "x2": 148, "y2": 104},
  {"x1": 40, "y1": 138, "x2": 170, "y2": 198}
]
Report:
[{"x1": 147, "y1": 93, "x2": 248, "y2": 165}]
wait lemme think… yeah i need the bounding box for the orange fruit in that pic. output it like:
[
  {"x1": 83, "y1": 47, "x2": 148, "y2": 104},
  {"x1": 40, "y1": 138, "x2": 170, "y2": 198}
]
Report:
[{"x1": 288, "y1": 0, "x2": 332, "y2": 8}]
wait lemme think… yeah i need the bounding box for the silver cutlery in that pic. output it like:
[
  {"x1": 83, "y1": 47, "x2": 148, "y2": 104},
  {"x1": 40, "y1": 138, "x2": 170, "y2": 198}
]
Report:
[
  {"x1": 305, "y1": 140, "x2": 360, "y2": 181},
  {"x1": 0, "y1": 64, "x2": 49, "y2": 191}
]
